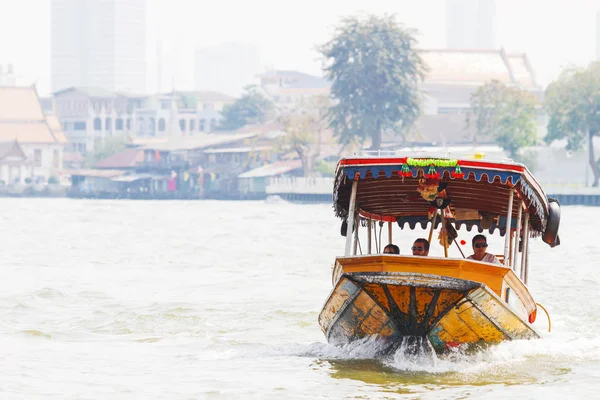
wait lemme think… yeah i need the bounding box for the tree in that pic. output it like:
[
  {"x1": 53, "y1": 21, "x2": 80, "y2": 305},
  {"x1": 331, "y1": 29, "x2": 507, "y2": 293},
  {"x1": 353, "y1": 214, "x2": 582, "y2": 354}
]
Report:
[
  {"x1": 218, "y1": 85, "x2": 275, "y2": 131},
  {"x1": 466, "y1": 80, "x2": 539, "y2": 166},
  {"x1": 277, "y1": 96, "x2": 331, "y2": 177},
  {"x1": 320, "y1": 14, "x2": 426, "y2": 150},
  {"x1": 85, "y1": 134, "x2": 128, "y2": 167},
  {"x1": 544, "y1": 62, "x2": 600, "y2": 186}
]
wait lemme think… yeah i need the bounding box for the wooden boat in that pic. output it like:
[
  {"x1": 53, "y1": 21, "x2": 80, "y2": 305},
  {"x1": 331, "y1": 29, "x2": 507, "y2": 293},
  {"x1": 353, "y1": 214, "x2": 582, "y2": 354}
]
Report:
[{"x1": 318, "y1": 154, "x2": 561, "y2": 354}]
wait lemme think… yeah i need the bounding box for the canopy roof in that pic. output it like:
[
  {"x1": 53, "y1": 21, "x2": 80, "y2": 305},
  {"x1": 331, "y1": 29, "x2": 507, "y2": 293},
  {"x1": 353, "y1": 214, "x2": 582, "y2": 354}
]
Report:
[{"x1": 333, "y1": 156, "x2": 551, "y2": 237}]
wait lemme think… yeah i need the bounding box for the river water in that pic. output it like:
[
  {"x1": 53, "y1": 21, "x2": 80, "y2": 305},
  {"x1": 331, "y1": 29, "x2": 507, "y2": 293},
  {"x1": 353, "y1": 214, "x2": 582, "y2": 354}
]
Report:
[{"x1": 0, "y1": 198, "x2": 598, "y2": 399}]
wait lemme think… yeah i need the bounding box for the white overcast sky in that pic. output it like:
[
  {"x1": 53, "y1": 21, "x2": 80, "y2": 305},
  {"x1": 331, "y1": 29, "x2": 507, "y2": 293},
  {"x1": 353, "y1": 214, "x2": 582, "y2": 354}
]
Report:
[{"x1": 0, "y1": 0, "x2": 598, "y2": 95}]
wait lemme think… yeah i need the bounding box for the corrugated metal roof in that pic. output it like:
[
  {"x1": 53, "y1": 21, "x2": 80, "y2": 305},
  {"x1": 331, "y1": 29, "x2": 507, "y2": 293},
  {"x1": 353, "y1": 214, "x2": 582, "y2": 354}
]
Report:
[
  {"x1": 203, "y1": 146, "x2": 271, "y2": 154},
  {"x1": 142, "y1": 132, "x2": 258, "y2": 151},
  {"x1": 94, "y1": 148, "x2": 144, "y2": 169},
  {"x1": 238, "y1": 160, "x2": 302, "y2": 178},
  {"x1": 63, "y1": 169, "x2": 126, "y2": 178},
  {"x1": 111, "y1": 173, "x2": 153, "y2": 182}
]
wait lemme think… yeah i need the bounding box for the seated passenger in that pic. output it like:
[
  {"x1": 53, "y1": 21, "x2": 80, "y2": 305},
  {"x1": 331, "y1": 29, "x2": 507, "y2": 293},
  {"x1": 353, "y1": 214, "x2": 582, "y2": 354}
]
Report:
[
  {"x1": 467, "y1": 234, "x2": 500, "y2": 264},
  {"x1": 411, "y1": 238, "x2": 429, "y2": 256},
  {"x1": 383, "y1": 244, "x2": 400, "y2": 254}
]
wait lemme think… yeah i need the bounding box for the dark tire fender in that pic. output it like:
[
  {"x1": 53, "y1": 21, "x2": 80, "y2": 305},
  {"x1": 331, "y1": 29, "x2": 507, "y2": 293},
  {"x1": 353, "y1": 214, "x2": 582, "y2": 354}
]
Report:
[{"x1": 542, "y1": 198, "x2": 561, "y2": 247}]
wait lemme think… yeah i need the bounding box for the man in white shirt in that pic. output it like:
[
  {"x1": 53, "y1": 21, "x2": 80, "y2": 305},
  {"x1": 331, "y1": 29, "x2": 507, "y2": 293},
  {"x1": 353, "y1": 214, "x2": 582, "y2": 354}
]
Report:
[{"x1": 467, "y1": 234, "x2": 500, "y2": 264}]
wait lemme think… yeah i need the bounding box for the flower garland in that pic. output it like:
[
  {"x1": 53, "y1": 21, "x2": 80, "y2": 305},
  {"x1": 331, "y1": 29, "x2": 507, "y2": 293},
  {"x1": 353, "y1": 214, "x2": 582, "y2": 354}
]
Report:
[
  {"x1": 398, "y1": 158, "x2": 465, "y2": 180},
  {"x1": 451, "y1": 164, "x2": 465, "y2": 179},
  {"x1": 398, "y1": 164, "x2": 412, "y2": 177},
  {"x1": 406, "y1": 158, "x2": 458, "y2": 167}
]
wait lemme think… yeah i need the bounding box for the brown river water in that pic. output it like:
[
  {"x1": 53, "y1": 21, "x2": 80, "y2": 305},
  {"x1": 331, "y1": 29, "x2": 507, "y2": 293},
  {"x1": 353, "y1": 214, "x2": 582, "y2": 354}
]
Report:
[{"x1": 0, "y1": 198, "x2": 598, "y2": 399}]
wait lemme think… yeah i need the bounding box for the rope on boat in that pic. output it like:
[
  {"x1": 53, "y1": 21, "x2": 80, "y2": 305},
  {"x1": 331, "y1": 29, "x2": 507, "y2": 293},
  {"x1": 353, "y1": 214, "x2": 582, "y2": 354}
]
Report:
[
  {"x1": 535, "y1": 302, "x2": 551, "y2": 332},
  {"x1": 453, "y1": 239, "x2": 466, "y2": 258}
]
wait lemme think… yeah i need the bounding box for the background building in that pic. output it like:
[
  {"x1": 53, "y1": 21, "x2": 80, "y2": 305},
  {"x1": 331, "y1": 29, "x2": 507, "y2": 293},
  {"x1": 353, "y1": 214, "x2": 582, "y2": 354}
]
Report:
[
  {"x1": 596, "y1": 10, "x2": 600, "y2": 60},
  {"x1": 446, "y1": 0, "x2": 496, "y2": 49},
  {"x1": 194, "y1": 42, "x2": 261, "y2": 97},
  {"x1": 51, "y1": 0, "x2": 147, "y2": 93}
]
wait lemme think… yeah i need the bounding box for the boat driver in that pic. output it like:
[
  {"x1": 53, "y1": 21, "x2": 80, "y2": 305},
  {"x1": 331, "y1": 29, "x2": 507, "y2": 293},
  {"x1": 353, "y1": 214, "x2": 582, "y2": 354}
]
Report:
[
  {"x1": 467, "y1": 234, "x2": 500, "y2": 264},
  {"x1": 411, "y1": 238, "x2": 429, "y2": 256}
]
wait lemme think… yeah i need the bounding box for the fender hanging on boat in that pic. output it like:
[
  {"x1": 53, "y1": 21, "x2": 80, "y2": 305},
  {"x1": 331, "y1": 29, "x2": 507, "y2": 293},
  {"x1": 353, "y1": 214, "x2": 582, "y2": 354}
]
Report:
[{"x1": 542, "y1": 198, "x2": 561, "y2": 247}]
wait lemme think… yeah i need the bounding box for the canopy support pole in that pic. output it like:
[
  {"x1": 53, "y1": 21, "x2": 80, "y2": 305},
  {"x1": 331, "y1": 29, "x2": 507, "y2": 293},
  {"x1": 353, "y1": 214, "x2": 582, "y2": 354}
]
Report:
[
  {"x1": 512, "y1": 200, "x2": 523, "y2": 271},
  {"x1": 388, "y1": 222, "x2": 393, "y2": 245},
  {"x1": 428, "y1": 210, "x2": 438, "y2": 245},
  {"x1": 344, "y1": 178, "x2": 358, "y2": 256},
  {"x1": 353, "y1": 217, "x2": 360, "y2": 255},
  {"x1": 367, "y1": 218, "x2": 372, "y2": 254},
  {"x1": 503, "y1": 189, "x2": 514, "y2": 265},
  {"x1": 441, "y1": 213, "x2": 448, "y2": 258},
  {"x1": 520, "y1": 214, "x2": 530, "y2": 281}
]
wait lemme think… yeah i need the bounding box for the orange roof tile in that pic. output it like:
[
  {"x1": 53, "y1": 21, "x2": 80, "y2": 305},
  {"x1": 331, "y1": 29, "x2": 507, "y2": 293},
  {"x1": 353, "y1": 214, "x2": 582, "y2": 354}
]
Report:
[
  {"x1": 420, "y1": 49, "x2": 514, "y2": 85},
  {"x1": 0, "y1": 122, "x2": 58, "y2": 144},
  {"x1": 0, "y1": 87, "x2": 62, "y2": 144},
  {"x1": 0, "y1": 87, "x2": 45, "y2": 120},
  {"x1": 45, "y1": 115, "x2": 68, "y2": 143}
]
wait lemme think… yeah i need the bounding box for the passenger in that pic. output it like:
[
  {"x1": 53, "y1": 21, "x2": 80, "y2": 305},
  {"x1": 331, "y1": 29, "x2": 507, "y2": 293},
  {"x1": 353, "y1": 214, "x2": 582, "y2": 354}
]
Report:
[
  {"x1": 383, "y1": 244, "x2": 400, "y2": 254},
  {"x1": 411, "y1": 238, "x2": 430, "y2": 256},
  {"x1": 467, "y1": 234, "x2": 500, "y2": 264}
]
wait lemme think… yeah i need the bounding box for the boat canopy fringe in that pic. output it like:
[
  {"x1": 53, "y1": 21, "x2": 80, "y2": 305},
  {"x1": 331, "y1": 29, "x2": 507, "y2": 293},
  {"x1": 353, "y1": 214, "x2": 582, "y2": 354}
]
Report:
[{"x1": 333, "y1": 163, "x2": 549, "y2": 236}]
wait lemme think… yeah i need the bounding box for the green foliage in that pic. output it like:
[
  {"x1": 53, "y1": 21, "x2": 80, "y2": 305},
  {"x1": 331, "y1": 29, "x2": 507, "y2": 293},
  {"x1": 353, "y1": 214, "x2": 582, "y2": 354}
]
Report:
[
  {"x1": 85, "y1": 134, "x2": 128, "y2": 167},
  {"x1": 544, "y1": 62, "x2": 600, "y2": 185},
  {"x1": 277, "y1": 96, "x2": 331, "y2": 177},
  {"x1": 218, "y1": 86, "x2": 275, "y2": 131},
  {"x1": 320, "y1": 14, "x2": 426, "y2": 150},
  {"x1": 466, "y1": 80, "x2": 538, "y2": 160},
  {"x1": 315, "y1": 160, "x2": 335, "y2": 177},
  {"x1": 24, "y1": 177, "x2": 32, "y2": 184},
  {"x1": 48, "y1": 176, "x2": 59, "y2": 184}
]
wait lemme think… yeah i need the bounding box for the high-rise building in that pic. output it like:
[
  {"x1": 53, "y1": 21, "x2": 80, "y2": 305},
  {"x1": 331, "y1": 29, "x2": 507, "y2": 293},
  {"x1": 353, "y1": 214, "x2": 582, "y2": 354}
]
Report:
[
  {"x1": 194, "y1": 42, "x2": 261, "y2": 97},
  {"x1": 447, "y1": 0, "x2": 496, "y2": 49},
  {"x1": 51, "y1": 0, "x2": 146, "y2": 93},
  {"x1": 0, "y1": 64, "x2": 17, "y2": 86},
  {"x1": 596, "y1": 10, "x2": 600, "y2": 60}
]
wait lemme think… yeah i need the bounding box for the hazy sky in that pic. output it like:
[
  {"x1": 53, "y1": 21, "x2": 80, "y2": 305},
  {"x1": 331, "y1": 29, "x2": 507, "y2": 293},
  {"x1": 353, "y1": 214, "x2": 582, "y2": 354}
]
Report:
[{"x1": 0, "y1": 0, "x2": 598, "y2": 96}]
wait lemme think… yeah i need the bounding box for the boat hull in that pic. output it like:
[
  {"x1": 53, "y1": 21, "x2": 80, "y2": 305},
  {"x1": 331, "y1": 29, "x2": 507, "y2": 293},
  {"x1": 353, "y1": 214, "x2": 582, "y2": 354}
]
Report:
[{"x1": 319, "y1": 271, "x2": 539, "y2": 354}]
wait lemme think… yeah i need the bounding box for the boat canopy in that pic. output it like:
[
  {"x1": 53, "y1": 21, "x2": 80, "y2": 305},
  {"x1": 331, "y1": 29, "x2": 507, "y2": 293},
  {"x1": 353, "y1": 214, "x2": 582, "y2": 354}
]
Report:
[{"x1": 333, "y1": 156, "x2": 554, "y2": 239}]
